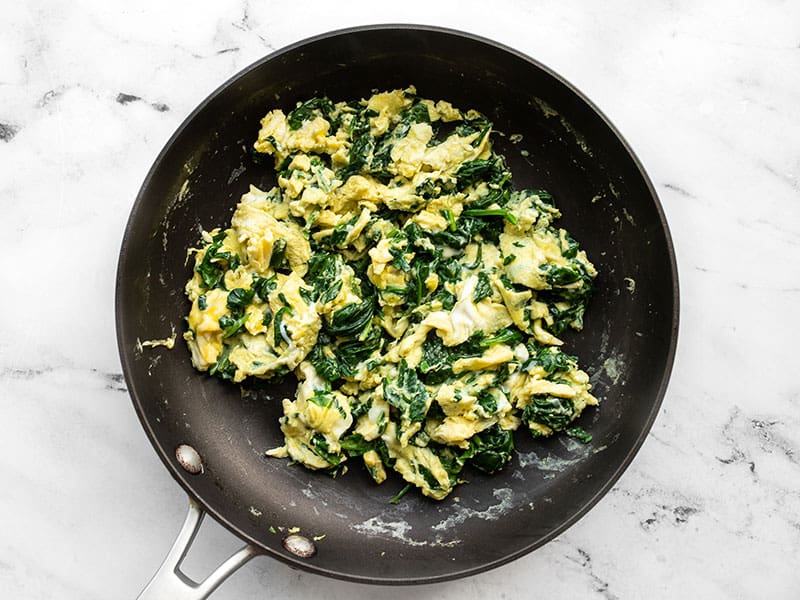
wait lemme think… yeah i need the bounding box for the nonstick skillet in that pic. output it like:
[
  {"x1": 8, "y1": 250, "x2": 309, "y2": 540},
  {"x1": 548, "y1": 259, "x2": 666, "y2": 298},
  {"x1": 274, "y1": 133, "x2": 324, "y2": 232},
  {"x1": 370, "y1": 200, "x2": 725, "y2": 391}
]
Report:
[{"x1": 116, "y1": 25, "x2": 678, "y2": 598}]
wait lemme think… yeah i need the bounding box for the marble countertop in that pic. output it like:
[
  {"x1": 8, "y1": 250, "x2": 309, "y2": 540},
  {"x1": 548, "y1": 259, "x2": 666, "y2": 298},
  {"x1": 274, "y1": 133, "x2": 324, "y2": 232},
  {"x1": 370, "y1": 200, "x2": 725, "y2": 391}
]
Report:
[{"x1": 2, "y1": 1, "x2": 799, "y2": 597}]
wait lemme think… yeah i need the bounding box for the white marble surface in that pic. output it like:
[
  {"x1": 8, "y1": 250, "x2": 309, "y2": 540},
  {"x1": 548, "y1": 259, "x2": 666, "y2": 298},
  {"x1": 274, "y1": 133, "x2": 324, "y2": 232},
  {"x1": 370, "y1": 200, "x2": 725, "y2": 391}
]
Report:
[{"x1": 2, "y1": 0, "x2": 799, "y2": 597}]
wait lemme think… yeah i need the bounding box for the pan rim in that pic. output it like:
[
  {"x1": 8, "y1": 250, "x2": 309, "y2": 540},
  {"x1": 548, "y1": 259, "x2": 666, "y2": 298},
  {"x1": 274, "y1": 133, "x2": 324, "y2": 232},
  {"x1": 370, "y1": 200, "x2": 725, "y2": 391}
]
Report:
[{"x1": 115, "y1": 23, "x2": 679, "y2": 585}]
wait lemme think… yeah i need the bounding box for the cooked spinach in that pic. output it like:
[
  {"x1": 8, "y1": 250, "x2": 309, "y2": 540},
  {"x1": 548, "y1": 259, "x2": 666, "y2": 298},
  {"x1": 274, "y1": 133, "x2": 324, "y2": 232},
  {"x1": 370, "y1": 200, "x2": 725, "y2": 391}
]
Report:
[
  {"x1": 473, "y1": 271, "x2": 493, "y2": 303},
  {"x1": 522, "y1": 395, "x2": 576, "y2": 432},
  {"x1": 219, "y1": 312, "x2": 250, "y2": 339},
  {"x1": 287, "y1": 97, "x2": 335, "y2": 130},
  {"x1": 340, "y1": 433, "x2": 372, "y2": 457},
  {"x1": 226, "y1": 287, "x2": 255, "y2": 317},
  {"x1": 251, "y1": 274, "x2": 276, "y2": 302},
  {"x1": 418, "y1": 333, "x2": 453, "y2": 384},
  {"x1": 269, "y1": 238, "x2": 288, "y2": 271},
  {"x1": 523, "y1": 344, "x2": 576, "y2": 375},
  {"x1": 273, "y1": 306, "x2": 292, "y2": 346},
  {"x1": 324, "y1": 299, "x2": 375, "y2": 338},
  {"x1": 383, "y1": 360, "x2": 429, "y2": 423},
  {"x1": 209, "y1": 344, "x2": 235, "y2": 380},
  {"x1": 566, "y1": 425, "x2": 592, "y2": 444},
  {"x1": 476, "y1": 389, "x2": 498, "y2": 414},
  {"x1": 455, "y1": 157, "x2": 510, "y2": 190},
  {"x1": 196, "y1": 231, "x2": 239, "y2": 290},
  {"x1": 310, "y1": 432, "x2": 341, "y2": 466},
  {"x1": 462, "y1": 207, "x2": 518, "y2": 225},
  {"x1": 466, "y1": 425, "x2": 514, "y2": 474}
]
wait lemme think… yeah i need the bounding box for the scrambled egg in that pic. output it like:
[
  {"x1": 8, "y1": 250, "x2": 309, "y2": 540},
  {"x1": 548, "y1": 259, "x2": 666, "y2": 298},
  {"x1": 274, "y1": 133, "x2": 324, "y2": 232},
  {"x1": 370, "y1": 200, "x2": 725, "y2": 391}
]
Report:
[{"x1": 184, "y1": 87, "x2": 599, "y2": 500}]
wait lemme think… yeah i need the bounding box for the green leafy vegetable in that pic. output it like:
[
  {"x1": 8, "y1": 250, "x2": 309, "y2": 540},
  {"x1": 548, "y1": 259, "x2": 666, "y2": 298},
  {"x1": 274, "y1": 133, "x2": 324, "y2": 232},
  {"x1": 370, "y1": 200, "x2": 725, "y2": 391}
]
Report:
[
  {"x1": 456, "y1": 158, "x2": 507, "y2": 190},
  {"x1": 209, "y1": 344, "x2": 235, "y2": 380},
  {"x1": 273, "y1": 306, "x2": 292, "y2": 346},
  {"x1": 287, "y1": 97, "x2": 335, "y2": 130},
  {"x1": 523, "y1": 344, "x2": 576, "y2": 375},
  {"x1": 462, "y1": 208, "x2": 518, "y2": 225},
  {"x1": 467, "y1": 425, "x2": 514, "y2": 474},
  {"x1": 219, "y1": 312, "x2": 250, "y2": 338},
  {"x1": 473, "y1": 271, "x2": 492, "y2": 303},
  {"x1": 308, "y1": 389, "x2": 335, "y2": 408},
  {"x1": 566, "y1": 426, "x2": 592, "y2": 444},
  {"x1": 340, "y1": 433, "x2": 372, "y2": 457},
  {"x1": 196, "y1": 231, "x2": 239, "y2": 290},
  {"x1": 226, "y1": 287, "x2": 255, "y2": 316},
  {"x1": 251, "y1": 274, "x2": 276, "y2": 303},
  {"x1": 522, "y1": 395, "x2": 576, "y2": 432},
  {"x1": 476, "y1": 389, "x2": 498, "y2": 414},
  {"x1": 384, "y1": 361, "x2": 429, "y2": 423},
  {"x1": 269, "y1": 238, "x2": 288, "y2": 270},
  {"x1": 310, "y1": 432, "x2": 341, "y2": 466},
  {"x1": 324, "y1": 299, "x2": 375, "y2": 338}
]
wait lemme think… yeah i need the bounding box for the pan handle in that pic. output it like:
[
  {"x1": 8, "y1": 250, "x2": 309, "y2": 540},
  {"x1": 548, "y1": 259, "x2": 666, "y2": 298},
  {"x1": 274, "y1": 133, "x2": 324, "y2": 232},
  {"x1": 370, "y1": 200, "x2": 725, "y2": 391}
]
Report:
[{"x1": 137, "y1": 496, "x2": 260, "y2": 600}]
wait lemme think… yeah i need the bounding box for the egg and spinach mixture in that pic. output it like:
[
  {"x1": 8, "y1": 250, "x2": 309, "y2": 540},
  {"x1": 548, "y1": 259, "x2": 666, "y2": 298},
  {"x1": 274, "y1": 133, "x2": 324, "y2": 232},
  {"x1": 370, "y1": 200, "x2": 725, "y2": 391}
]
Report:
[{"x1": 183, "y1": 87, "x2": 598, "y2": 500}]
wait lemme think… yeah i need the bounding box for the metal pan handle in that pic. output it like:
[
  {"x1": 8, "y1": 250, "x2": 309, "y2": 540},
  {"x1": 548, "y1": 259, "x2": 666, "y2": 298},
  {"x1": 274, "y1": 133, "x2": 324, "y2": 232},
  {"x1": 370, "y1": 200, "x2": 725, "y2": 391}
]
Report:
[{"x1": 138, "y1": 496, "x2": 260, "y2": 600}]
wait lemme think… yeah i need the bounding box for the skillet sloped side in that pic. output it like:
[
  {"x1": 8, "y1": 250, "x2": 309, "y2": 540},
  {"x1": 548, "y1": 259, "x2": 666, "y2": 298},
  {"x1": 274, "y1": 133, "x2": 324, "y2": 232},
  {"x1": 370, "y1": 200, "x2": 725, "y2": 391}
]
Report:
[{"x1": 116, "y1": 25, "x2": 678, "y2": 584}]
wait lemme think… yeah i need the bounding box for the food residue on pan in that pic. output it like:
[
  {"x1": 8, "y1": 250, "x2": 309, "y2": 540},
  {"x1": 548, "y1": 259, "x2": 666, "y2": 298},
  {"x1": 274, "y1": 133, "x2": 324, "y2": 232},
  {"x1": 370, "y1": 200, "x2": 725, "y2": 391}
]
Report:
[
  {"x1": 137, "y1": 326, "x2": 177, "y2": 351},
  {"x1": 181, "y1": 87, "x2": 601, "y2": 501}
]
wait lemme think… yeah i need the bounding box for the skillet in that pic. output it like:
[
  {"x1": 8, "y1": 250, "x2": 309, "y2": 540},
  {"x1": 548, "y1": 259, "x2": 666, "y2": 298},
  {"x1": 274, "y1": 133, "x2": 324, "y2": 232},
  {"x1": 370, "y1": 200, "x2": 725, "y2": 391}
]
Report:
[{"x1": 116, "y1": 24, "x2": 678, "y2": 597}]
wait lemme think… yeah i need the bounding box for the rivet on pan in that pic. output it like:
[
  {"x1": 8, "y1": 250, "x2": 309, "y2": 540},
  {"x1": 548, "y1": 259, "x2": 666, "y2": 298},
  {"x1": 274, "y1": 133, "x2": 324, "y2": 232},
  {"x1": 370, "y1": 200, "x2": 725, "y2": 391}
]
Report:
[
  {"x1": 282, "y1": 534, "x2": 316, "y2": 558},
  {"x1": 175, "y1": 444, "x2": 203, "y2": 474}
]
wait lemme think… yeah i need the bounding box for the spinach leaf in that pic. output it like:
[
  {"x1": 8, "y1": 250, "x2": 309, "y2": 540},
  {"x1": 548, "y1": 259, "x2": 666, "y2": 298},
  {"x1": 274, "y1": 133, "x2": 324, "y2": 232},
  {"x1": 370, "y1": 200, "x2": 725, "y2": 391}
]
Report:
[
  {"x1": 480, "y1": 327, "x2": 523, "y2": 348},
  {"x1": 415, "y1": 176, "x2": 456, "y2": 199},
  {"x1": 197, "y1": 294, "x2": 207, "y2": 310},
  {"x1": 324, "y1": 299, "x2": 374, "y2": 338},
  {"x1": 560, "y1": 231, "x2": 579, "y2": 259},
  {"x1": 476, "y1": 389, "x2": 498, "y2": 414},
  {"x1": 336, "y1": 108, "x2": 377, "y2": 180},
  {"x1": 305, "y1": 252, "x2": 341, "y2": 302},
  {"x1": 219, "y1": 312, "x2": 250, "y2": 339},
  {"x1": 310, "y1": 432, "x2": 341, "y2": 466},
  {"x1": 473, "y1": 271, "x2": 492, "y2": 303},
  {"x1": 273, "y1": 306, "x2": 293, "y2": 347},
  {"x1": 196, "y1": 231, "x2": 239, "y2": 290},
  {"x1": 389, "y1": 483, "x2": 413, "y2": 504},
  {"x1": 435, "y1": 256, "x2": 462, "y2": 284},
  {"x1": 455, "y1": 115, "x2": 491, "y2": 143},
  {"x1": 418, "y1": 333, "x2": 453, "y2": 384},
  {"x1": 405, "y1": 259, "x2": 431, "y2": 308},
  {"x1": 383, "y1": 360, "x2": 429, "y2": 423},
  {"x1": 540, "y1": 263, "x2": 585, "y2": 286},
  {"x1": 429, "y1": 216, "x2": 481, "y2": 250},
  {"x1": 462, "y1": 207, "x2": 518, "y2": 225},
  {"x1": 308, "y1": 334, "x2": 340, "y2": 382},
  {"x1": 251, "y1": 274, "x2": 276, "y2": 303},
  {"x1": 522, "y1": 395, "x2": 575, "y2": 432},
  {"x1": 416, "y1": 464, "x2": 441, "y2": 491},
  {"x1": 566, "y1": 426, "x2": 592, "y2": 444},
  {"x1": 226, "y1": 287, "x2": 255, "y2": 317},
  {"x1": 209, "y1": 344, "x2": 235, "y2": 380},
  {"x1": 308, "y1": 389, "x2": 335, "y2": 408},
  {"x1": 467, "y1": 425, "x2": 514, "y2": 474},
  {"x1": 548, "y1": 300, "x2": 590, "y2": 335},
  {"x1": 522, "y1": 345, "x2": 576, "y2": 375},
  {"x1": 455, "y1": 157, "x2": 510, "y2": 190},
  {"x1": 340, "y1": 433, "x2": 374, "y2": 458},
  {"x1": 269, "y1": 238, "x2": 288, "y2": 271},
  {"x1": 337, "y1": 327, "x2": 383, "y2": 374},
  {"x1": 287, "y1": 97, "x2": 335, "y2": 130}
]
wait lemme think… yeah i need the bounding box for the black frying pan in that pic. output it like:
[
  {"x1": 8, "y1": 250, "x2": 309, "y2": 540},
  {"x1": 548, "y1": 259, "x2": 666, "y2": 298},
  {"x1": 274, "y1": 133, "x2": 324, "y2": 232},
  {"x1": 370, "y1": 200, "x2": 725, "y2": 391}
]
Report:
[{"x1": 116, "y1": 25, "x2": 678, "y2": 595}]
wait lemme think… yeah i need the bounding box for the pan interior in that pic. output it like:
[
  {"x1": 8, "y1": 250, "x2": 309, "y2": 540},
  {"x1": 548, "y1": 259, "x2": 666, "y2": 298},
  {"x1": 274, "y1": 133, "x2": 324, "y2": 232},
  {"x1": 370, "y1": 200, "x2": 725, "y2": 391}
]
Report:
[{"x1": 117, "y1": 26, "x2": 677, "y2": 584}]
